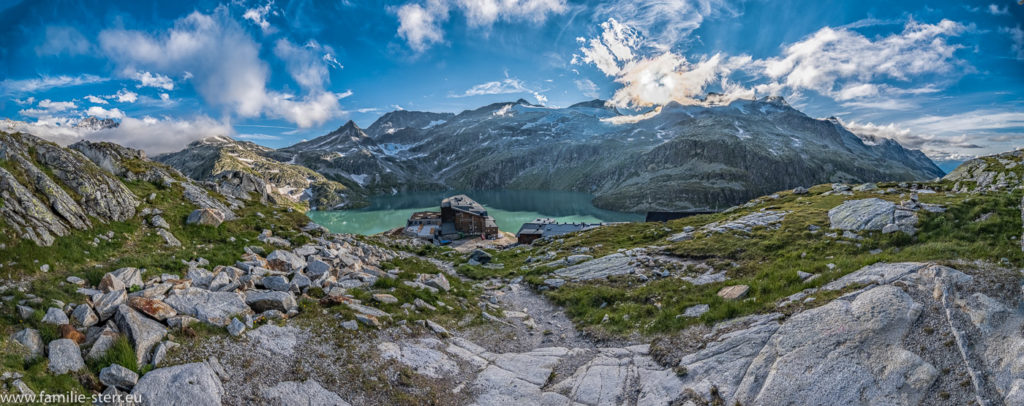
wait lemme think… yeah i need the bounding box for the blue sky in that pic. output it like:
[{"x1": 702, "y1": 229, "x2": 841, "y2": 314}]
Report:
[{"x1": 0, "y1": 0, "x2": 1022, "y2": 161}]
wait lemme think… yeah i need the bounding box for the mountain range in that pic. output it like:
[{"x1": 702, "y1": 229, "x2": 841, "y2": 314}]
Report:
[{"x1": 160, "y1": 96, "x2": 943, "y2": 213}]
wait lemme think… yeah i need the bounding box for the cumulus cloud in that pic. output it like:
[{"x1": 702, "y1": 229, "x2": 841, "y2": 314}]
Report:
[
  {"x1": 574, "y1": 18, "x2": 751, "y2": 108},
  {"x1": 98, "y1": 6, "x2": 343, "y2": 128},
  {"x1": 19, "y1": 99, "x2": 77, "y2": 118},
  {"x1": 6, "y1": 115, "x2": 231, "y2": 155},
  {"x1": 84, "y1": 95, "x2": 108, "y2": 104},
  {"x1": 1001, "y1": 25, "x2": 1024, "y2": 60},
  {"x1": 395, "y1": 0, "x2": 449, "y2": 52},
  {"x1": 113, "y1": 89, "x2": 138, "y2": 103},
  {"x1": 453, "y1": 76, "x2": 547, "y2": 104},
  {"x1": 394, "y1": 0, "x2": 566, "y2": 51},
  {"x1": 758, "y1": 19, "x2": 967, "y2": 101},
  {"x1": 35, "y1": 26, "x2": 91, "y2": 56},
  {"x1": 130, "y1": 71, "x2": 174, "y2": 90},
  {"x1": 0, "y1": 74, "x2": 106, "y2": 95},
  {"x1": 85, "y1": 106, "x2": 126, "y2": 119}
]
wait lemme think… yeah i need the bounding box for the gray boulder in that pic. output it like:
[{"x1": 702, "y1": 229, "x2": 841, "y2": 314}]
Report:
[
  {"x1": 469, "y1": 249, "x2": 492, "y2": 265},
  {"x1": 94, "y1": 289, "x2": 127, "y2": 321},
  {"x1": 261, "y1": 275, "x2": 291, "y2": 292},
  {"x1": 41, "y1": 307, "x2": 69, "y2": 325},
  {"x1": 111, "y1": 267, "x2": 144, "y2": 288},
  {"x1": 113, "y1": 305, "x2": 167, "y2": 365},
  {"x1": 306, "y1": 259, "x2": 332, "y2": 278},
  {"x1": 48, "y1": 339, "x2": 85, "y2": 374},
  {"x1": 828, "y1": 198, "x2": 895, "y2": 231},
  {"x1": 245, "y1": 290, "x2": 297, "y2": 313},
  {"x1": 131, "y1": 362, "x2": 223, "y2": 405},
  {"x1": 11, "y1": 328, "x2": 43, "y2": 358},
  {"x1": 267, "y1": 250, "x2": 306, "y2": 272},
  {"x1": 164, "y1": 288, "x2": 249, "y2": 326},
  {"x1": 186, "y1": 208, "x2": 225, "y2": 226},
  {"x1": 100, "y1": 364, "x2": 139, "y2": 390},
  {"x1": 71, "y1": 304, "x2": 99, "y2": 327}
]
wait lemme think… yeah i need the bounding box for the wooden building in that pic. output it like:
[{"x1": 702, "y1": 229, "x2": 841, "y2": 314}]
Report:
[{"x1": 440, "y1": 195, "x2": 499, "y2": 239}]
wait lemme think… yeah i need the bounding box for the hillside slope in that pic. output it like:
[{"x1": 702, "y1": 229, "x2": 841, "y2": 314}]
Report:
[{"x1": 155, "y1": 136, "x2": 364, "y2": 209}]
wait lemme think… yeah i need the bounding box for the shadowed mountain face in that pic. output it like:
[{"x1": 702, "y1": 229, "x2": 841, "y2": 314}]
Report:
[{"x1": 261, "y1": 97, "x2": 942, "y2": 212}]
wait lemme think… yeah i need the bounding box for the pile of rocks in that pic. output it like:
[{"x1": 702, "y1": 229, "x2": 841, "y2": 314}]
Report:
[{"x1": 7, "y1": 230, "x2": 410, "y2": 397}]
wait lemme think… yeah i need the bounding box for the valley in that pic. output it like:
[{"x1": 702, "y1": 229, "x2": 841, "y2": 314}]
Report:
[{"x1": 1, "y1": 127, "x2": 1022, "y2": 404}]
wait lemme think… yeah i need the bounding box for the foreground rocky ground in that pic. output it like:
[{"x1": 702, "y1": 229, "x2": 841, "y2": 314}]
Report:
[{"x1": 3, "y1": 131, "x2": 1024, "y2": 404}]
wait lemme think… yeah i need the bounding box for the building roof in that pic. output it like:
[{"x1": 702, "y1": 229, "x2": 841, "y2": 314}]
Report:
[
  {"x1": 410, "y1": 211, "x2": 442, "y2": 220},
  {"x1": 516, "y1": 218, "x2": 602, "y2": 239},
  {"x1": 441, "y1": 194, "x2": 488, "y2": 216}
]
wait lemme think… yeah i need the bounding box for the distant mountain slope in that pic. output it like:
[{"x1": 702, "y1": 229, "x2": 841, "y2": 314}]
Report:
[
  {"x1": 155, "y1": 136, "x2": 363, "y2": 209},
  {"x1": 275, "y1": 97, "x2": 940, "y2": 212},
  {"x1": 160, "y1": 97, "x2": 941, "y2": 213},
  {"x1": 266, "y1": 121, "x2": 442, "y2": 195}
]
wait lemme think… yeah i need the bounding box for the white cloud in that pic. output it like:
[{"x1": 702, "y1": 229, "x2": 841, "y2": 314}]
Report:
[
  {"x1": 7, "y1": 115, "x2": 231, "y2": 154},
  {"x1": 456, "y1": 0, "x2": 567, "y2": 27},
  {"x1": 0, "y1": 74, "x2": 106, "y2": 95},
  {"x1": 988, "y1": 4, "x2": 1009, "y2": 15},
  {"x1": 131, "y1": 71, "x2": 174, "y2": 90},
  {"x1": 394, "y1": 0, "x2": 565, "y2": 51},
  {"x1": 1001, "y1": 25, "x2": 1024, "y2": 60},
  {"x1": 243, "y1": 0, "x2": 277, "y2": 33},
  {"x1": 842, "y1": 110, "x2": 1024, "y2": 160},
  {"x1": 274, "y1": 39, "x2": 339, "y2": 90},
  {"x1": 574, "y1": 18, "x2": 751, "y2": 108},
  {"x1": 35, "y1": 26, "x2": 91, "y2": 56},
  {"x1": 86, "y1": 106, "x2": 126, "y2": 119},
  {"x1": 841, "y1": 98, "x2": 918, "y2": 111},
  {"x1": 395, "y1": 0, "x2": 449, "y2": 52},
  {"x1": 113, "y1": 89, "x2": 138, "y2": 103},
  {"x1": 85, "y1": 95, "x2": 108, "y2": 104},
  {"x1": 98, "y1": 6, "x2": 343, "y2": 128},
  {"x1": 575, "y1": 78, "x2": 600, "y2": 99},
  {"x1": 453, "y1": 76, "x2": 547, "y2": 104},
  {"x1": 759, "y1": 19, "x2": 966, "y2": 101},
  {"x1": 18, "y1": 99, "x2": 78, "y2": 118},
  {"x1": 593, "y1": 0, "x2": 733, "y2": 51},
  {"x1": 160, "y1": 93, "x2": 170, "y2": 101}
]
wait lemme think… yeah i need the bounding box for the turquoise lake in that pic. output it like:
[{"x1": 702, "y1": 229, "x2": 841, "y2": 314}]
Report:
[{"x1": 307, "y1": 190, "x2": 644, "y2": 235}]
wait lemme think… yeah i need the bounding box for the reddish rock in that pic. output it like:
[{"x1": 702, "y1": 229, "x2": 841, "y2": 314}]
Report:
[{"x1": 127, "y1": 297, "x2": 177, "y2": 321}]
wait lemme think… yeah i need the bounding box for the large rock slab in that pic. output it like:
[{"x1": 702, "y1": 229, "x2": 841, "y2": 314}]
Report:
[
  {"x1": 164, "y1": 287, "x2": 249, "y2": 326},
  {"x1": 553, "y1": 253, "x2": 635, "y2": 281},
  {"x1": 378, "y1": 339, "x2": 458, "y2": 378},
  {"x1": 114, "y1": 305, "x2": 167, "y2": 365},
  {"x1": 732, "y1": 285, "x2": 935, "y2": 405},
  {"x1": 261, "y1": 379, "x2": 351, "y2": 405},
  {"x1": 828, "y1": 198, "x2": 895, "y2": 231},
  {"x1": 131, "y1": 362, "x2": 223, "y2": 406}
]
